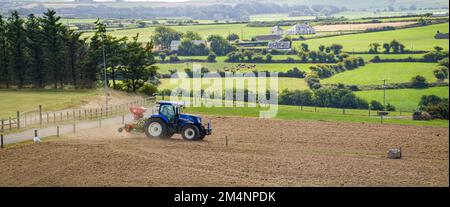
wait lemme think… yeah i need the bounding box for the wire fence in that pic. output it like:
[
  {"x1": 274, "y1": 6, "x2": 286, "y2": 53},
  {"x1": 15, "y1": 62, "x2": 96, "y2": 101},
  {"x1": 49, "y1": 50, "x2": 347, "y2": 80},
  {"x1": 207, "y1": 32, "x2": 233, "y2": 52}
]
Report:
[{"x1": 0, "y1": 97, "x2": 157, "y2": 134}]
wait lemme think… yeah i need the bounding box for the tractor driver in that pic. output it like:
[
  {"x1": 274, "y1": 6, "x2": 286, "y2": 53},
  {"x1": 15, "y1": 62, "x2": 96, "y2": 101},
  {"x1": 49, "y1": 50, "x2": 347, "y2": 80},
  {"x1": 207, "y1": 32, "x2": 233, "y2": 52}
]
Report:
[{"x1": 160, "y1": 104, "x2": 176, "y2": 123}]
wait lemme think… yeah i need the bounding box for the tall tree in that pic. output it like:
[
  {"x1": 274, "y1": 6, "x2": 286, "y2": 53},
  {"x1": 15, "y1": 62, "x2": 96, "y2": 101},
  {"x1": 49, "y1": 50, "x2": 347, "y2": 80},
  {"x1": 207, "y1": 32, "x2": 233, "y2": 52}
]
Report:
[
  {"x1": 64, "y1": 29, "x2": 85, "y2": 88},
  {"x1": 120, "y1": 35, "x2": 158, "y2": 92},
  {"x1": 6, "y1": 11, "x2": 28, "y2": 88},
  {"x1": 0, "y1": 15, "x2": 10, "y2": 88},
  {"x1": 41, "y1": 9, "x2": 65, "y2": 88},
  {"x1": 25, "y1": 14, "x2": 45, "y2": 88},
  {"x1": 151, "y1": 26, "x2": 182, "y2": 50}
]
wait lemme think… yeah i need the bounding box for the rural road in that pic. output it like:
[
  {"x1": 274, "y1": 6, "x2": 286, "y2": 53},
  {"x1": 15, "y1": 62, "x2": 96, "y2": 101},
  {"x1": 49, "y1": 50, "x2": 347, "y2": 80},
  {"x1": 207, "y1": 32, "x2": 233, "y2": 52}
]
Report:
[{"x1": 1, "y1": 113, "x2": 140, "y2": 145}]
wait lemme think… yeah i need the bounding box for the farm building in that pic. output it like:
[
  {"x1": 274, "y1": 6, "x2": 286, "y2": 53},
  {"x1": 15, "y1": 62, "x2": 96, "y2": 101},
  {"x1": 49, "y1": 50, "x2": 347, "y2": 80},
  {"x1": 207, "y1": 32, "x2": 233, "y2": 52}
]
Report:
[
  {"x1": 170, "y1": 40, "x2": 207, "y2": 51},
  {"x1": 267, "y1": 40, "x2": 291, "y2": 51},
  {"x1": 254, "y1": 34, "x2": 282, "y2": 41},
  {"x1": 286, "y1": 23, "x2": 315, "y2": 35},
  {"x1": 271, "y1": 26, "x2": 284, "y2": 35}
]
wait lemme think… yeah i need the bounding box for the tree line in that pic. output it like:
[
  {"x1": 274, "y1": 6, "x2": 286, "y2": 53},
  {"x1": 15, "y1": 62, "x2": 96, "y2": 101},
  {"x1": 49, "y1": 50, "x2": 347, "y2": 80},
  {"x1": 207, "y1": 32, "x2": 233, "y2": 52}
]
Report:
[{"x1": 0, "y1": 10, "x2": 158, "y2": 91}]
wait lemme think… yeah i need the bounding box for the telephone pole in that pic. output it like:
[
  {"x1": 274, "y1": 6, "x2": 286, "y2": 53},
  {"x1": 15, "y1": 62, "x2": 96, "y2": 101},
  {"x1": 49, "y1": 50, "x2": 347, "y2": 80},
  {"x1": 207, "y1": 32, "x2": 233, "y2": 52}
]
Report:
[{"x1": 383, "y1": 79, "x2": 387, "y2": 108}]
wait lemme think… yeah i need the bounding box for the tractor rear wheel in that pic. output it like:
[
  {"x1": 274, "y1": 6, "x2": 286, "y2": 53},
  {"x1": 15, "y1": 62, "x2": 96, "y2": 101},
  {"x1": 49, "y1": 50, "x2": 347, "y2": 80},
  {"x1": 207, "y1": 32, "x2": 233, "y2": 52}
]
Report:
[
  {"x1": 144, "y1": 118, "x2": 168, "y2": 139},
  {"x1": 181, "y1": 125, "x2": 200, "y2": 141}
]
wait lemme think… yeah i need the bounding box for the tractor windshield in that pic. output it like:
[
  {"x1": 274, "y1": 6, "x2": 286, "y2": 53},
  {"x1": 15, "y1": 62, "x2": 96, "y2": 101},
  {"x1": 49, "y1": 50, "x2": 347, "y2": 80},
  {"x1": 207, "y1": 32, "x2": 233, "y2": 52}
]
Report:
[{"x1": 160, "y1": 104, "x2": 176, "y2": 122}]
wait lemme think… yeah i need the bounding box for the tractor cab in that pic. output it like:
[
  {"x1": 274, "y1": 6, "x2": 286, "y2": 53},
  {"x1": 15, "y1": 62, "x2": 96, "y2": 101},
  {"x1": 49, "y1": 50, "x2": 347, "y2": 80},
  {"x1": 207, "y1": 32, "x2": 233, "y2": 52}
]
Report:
[{"x1": 144, "y1": 101, "x2": 212, "y2": 140}]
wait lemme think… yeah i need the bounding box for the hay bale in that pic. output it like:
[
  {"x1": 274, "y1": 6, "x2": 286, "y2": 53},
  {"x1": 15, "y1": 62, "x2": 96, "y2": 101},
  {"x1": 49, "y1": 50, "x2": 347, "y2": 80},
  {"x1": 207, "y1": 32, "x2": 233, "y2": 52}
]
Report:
[{"x1": 387, "y1": 148, "x2": 402, "y2": 159}]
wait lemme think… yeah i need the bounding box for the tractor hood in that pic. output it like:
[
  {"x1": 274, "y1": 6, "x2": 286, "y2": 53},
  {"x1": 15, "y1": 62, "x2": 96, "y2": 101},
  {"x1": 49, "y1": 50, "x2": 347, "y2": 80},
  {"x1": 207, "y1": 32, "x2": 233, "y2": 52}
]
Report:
[{"x1": 179, "y1": 114, "x2": 202, "y2": 124}]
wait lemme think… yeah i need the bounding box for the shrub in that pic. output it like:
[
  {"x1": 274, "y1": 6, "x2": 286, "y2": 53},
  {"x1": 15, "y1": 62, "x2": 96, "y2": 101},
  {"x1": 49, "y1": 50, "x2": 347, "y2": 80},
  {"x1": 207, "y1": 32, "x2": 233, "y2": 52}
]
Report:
[
  {"x1": 138, "y1": 83, "x2": 158, "y2": 96},
  {"x1": 207, "y1": 52, "x2": 217, "y2": 62},
  {"x1": 266, "y1": 53, "x2": 273, "y2": 62},
  {"x1": 370, "y1": 100, "x2": 384, "y2": 111},
  {"x1": 410, "y1": 75, "x2": 428, "y2": 88},
  {"x1": 169, "y1": 54, "x2": 179, "y2": 62},
  {"x1": 423, "y1": 102, "x2": 449, "y2": 119},
  {"x1": 370, "y1": 56, "x2": 381, "y2": 63},
  {"x1": 412, "y1": 111, "x2": 432, "y2": 120},
  {"x1": 386, "y1": 103, "x2": 396, "y2": 111}
]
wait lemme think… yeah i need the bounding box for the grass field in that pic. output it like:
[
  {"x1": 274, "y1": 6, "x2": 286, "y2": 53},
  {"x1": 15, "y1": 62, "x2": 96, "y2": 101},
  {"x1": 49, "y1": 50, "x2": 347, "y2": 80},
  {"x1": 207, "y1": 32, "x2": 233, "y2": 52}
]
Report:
[
  {"x1": 156, "y1": 62, "x2": 317, "y2": 74},
  {"x1": 182, "y1": 103, "x2": 449, "y2": 127},
  {"x1": 0, "y1": 89, "x2": 98, "y2": 118},
  {"x1": 82, "y1": 23, "x2": 274, "y2": 42},
  {"x1": 159, "y1": 77, "x2": 308, "y2": 91},
  {"x1": 355, "y1": 87, "x2": 449, "y2": 111},
  {"x1": 298, "y1": 23, "x2": 449, "y2": 52},
  {"x1": 322, "y1": 62, "x2": 439, "y2": 85}
]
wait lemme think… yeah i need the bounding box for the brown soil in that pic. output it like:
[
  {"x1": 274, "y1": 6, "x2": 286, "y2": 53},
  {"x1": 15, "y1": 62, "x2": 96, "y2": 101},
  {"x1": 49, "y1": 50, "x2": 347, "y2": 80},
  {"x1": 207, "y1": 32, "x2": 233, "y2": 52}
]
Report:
[
  {"x1": 0, "y1": 116, "x2": 448, "y2": 187},
  {"x1": 313, "y1": 22, "x2": 417, "y2": 31}
]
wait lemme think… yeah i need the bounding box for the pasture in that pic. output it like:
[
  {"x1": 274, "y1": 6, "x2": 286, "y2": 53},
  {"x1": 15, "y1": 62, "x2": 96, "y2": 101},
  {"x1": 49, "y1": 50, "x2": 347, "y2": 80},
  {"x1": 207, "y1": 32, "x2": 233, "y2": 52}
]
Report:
[
  {"x1": 355, "y1": 87, "x2": 449, "y2": 111},
  {"x1": 0, "y1": 89, "x2": 98, "y2": 118},
  {"x1": 321, "y1": 62, "x2": 440, "y2": 85},
  {"x1": 299, "y1": 23, "x2": 449, "y2": 52},
  {"x1": 156, "y1": 62, "x2": 316, "y2": 74},
  {"x1": 159, "y1": 77, "x2": 308, "y2": 91}
]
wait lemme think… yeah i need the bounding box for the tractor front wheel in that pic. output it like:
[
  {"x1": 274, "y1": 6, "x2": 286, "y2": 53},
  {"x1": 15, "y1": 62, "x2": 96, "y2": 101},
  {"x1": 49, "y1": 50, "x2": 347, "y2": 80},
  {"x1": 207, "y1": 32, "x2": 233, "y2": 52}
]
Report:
[
  {"x1": 144, "y1": 118, "x2": 168, "y2": 139},
  {"x1": 181, "y1": 125, "x2": 200, "y2": 141}
]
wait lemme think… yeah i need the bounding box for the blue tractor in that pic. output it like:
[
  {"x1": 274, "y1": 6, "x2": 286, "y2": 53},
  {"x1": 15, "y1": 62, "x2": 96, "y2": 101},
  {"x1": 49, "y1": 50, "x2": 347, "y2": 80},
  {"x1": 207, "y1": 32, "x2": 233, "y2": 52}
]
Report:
[{"x1": 144, "y1": 101, "x2": 212, "y2": 140}]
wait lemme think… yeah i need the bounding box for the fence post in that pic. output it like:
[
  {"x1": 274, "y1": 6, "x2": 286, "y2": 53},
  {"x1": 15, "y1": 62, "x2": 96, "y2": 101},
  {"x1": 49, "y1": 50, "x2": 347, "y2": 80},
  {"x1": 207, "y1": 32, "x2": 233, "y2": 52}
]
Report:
[
  {"x1": 73, "y1": 122, "x2": 76, "y2": 133},
  {"x1": 1, "y1": 119, "x2": 3, "y2": 132},
  {"x1": 46, "y1": 113, "x2": 49, "y2": 125},
  {"x1": 369, "y1": 109, "x2": 371, "y2": 117},
  {"x1": 39, "y1": 105, "x2": 42, "y2": 125},
  {"x1": 57, "y1": 126, "x2": 60, "y2": 137},
  {"x1": 1, "y1": 134, "x2": 3, "y2": 149},
  {"x1": 95, "y1": 109, "x2": 98, "y2": 118},
  {"x1": 300, "y1": 105, "x2": 303, "y2": 111},
  {"x1": 342, "y1": 108, "x2": 345, "y2": 115},
  {"x1": 60, "y1": 112, "x2": 63, "y2": 122},
  {"x1": 314, "y1": 107, "x2": 317, "y2": 112},
  {"x1": 16, "y1": 111, "x2": 20, "y2": 129},
  {"x1": 9, "y1": 117, "x2": 12, "y2": 130}
]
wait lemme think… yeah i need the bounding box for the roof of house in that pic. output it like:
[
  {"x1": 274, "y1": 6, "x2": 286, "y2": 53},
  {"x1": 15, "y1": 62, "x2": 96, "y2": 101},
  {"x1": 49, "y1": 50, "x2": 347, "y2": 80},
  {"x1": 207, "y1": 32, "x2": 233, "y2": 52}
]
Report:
[{"x1": 255, "y1": 35, "x2": 282, "y2": 41}]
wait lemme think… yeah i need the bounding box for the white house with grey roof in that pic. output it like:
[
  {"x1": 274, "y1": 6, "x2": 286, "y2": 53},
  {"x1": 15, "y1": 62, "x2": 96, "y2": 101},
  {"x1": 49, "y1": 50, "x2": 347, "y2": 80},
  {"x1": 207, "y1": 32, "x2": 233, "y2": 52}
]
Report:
[{"x1": 286, "y1": 23, "x2": 315, "y2": 35}]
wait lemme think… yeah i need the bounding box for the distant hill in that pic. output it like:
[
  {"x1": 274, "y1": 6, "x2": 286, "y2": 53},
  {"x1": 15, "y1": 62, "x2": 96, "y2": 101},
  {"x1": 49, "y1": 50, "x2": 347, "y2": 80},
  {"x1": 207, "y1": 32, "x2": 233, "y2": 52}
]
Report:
[{"x1": 0, "y1": 0, "x2": 448, "y2": 19}]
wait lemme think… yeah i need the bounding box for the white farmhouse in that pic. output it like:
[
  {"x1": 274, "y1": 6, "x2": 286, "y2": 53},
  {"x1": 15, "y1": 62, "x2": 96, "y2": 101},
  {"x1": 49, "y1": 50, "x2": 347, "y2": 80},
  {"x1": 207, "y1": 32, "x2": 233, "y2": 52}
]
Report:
[
  {"x1": 286, "y1": 23, "x2": 315, "y2": 35},
  {"x1": 271, "y1": 26, "x2": 284, "y2": 35}
]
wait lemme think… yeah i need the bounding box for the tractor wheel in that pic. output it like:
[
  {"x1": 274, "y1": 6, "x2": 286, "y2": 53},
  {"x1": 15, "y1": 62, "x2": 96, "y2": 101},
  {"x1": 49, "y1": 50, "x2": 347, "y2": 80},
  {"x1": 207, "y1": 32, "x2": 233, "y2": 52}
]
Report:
[
  {"x1": 144, "y1": 118, "x2": 168, "y2": 139},
  {"x1": 181, "y1": 125, "x2": 200, "y2": 141}
]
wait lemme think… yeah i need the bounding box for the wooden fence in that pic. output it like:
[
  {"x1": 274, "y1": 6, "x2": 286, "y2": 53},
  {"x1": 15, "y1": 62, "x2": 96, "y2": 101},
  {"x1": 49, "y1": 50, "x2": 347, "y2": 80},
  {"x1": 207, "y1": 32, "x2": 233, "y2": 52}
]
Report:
[{"x1": 0, "y1": 97, "x2": 156, "y2": 133}]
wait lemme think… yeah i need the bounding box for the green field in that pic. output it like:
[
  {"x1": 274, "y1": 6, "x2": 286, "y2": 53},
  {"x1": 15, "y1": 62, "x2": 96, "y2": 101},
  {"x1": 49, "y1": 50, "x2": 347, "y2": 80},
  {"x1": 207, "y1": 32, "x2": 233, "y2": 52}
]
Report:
[
  {"x1": 322, "y1": 62, "x2": 440, "y2": 85},
  {"x1": 182, "y1": 102, "x2": 449, "y2": 127},
  {"x1": 355, "y1": 87, "x2": 449, "y2": 111},
  {"x1": 0, "y1": 89, "x2": 98, "y2": 118},
  {"x1": 298, "y1": 23, "x2": 449, "y2": 52},
  {"x1": 156, "y1": 62, "x2": 317, "y2": 74},
  {"x1": 159, "y1": 77, "x2": 308, "y2": 91},
  {"x1": 82, "y1": 23, "x2": 275, "y2": 42},
  {"x1": 333, "y1": 10, "x2": 449, "y2": 19}
]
